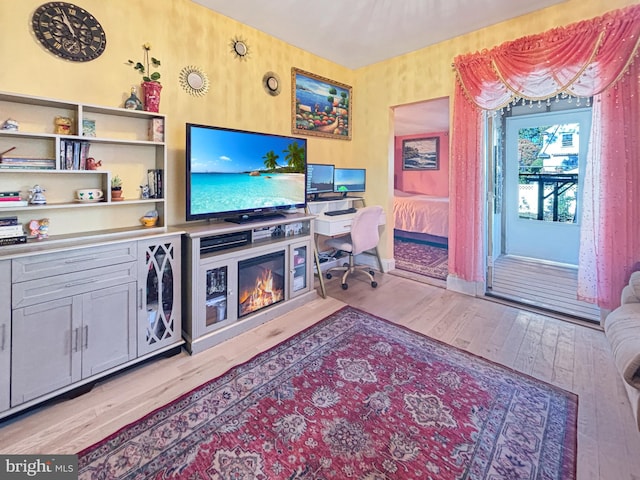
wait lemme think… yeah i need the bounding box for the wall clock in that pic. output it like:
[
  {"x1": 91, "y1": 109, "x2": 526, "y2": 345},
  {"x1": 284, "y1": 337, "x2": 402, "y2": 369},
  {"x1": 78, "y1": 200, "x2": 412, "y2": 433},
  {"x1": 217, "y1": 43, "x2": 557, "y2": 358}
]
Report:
[{"x1": 32, "y1": 2, "x2": 107, "y2": 62}]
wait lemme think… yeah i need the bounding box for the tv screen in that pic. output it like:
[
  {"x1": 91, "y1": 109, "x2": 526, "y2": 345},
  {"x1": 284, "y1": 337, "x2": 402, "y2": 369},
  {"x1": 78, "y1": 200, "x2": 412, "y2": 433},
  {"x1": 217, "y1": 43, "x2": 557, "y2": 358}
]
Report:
[
  {"x1": 306, "y1": 163, "x2": 335, "y2": 197},
  {"x1": 334, "y1": 168, "x2": 366, "y2": 194},
  {"x1": 186, "y1": 124, "x2": 307, "y2": 223}
]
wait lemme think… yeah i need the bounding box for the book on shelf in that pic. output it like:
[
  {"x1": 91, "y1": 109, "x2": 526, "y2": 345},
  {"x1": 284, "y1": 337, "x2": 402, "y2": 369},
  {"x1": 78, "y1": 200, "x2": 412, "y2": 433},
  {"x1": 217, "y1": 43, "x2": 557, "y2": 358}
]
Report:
[
  {"x1": 0, "y1": 235, "x2": 27, "y2": 246},
  {"x1": 0, "y1": 191, "x2": 21, "y2": 198},
  {"x1": 0, "y1": 224, "x2": 25, "y2": 237},
  {"x1": 0, "y1": 196, "x2": 21, "y2": 201},
  {"x1": 147, "y1": 168, "x2": 163, "y2": 198},
  {"x1": 0, "y1": 200, "x2": 28, "y2": 207},
  {"x1": 0, "y1": 215, "x2": 18, "y2": 226},
  {"x1": 60, "y1": 140, "x2": 91, "y2": 170},
  {"x1": 82, "y1": 119, "x2": 96, "y2": 137}
]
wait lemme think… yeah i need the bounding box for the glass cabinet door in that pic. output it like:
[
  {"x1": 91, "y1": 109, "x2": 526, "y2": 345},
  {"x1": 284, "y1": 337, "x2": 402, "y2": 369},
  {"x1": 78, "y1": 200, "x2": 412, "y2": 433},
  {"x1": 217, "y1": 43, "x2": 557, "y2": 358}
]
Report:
[
  {"x1": 206, "y1": 265, "x2": 228, "y2": 326},
  {"x1": 138, "y1": 238, "x2": 181, "y2": 355},
  {"x1": 290, "y1": 242, "x2": 310, "y2": 298}
]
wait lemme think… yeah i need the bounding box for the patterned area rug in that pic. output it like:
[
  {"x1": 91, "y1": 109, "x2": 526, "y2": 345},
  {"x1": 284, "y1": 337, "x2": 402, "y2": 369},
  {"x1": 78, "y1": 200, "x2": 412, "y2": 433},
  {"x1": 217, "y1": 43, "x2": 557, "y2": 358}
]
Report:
[
  {"x1": 78, "y1": 307, "x2": 577, "y2": 479},
  {"x1": 394, "y1": 237, "x2": 449, "y2": 280}
]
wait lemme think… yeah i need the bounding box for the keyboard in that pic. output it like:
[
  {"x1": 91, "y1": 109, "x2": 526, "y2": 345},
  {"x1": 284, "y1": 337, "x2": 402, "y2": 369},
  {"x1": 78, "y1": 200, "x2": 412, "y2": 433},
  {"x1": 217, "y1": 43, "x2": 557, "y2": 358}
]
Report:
[{"x1": 324, "y1": 207, "x2": 357, "y2": 216}]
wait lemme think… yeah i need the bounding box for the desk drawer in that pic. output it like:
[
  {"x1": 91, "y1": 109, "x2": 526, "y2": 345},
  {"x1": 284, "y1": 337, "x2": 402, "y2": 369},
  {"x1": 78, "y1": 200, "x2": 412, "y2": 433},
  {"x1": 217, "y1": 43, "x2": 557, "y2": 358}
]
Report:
[
  {"x1": 12, "y1": 262, "x2": 137, "y2": 309},
  {"x1": 12, "y1": 242, "x2": 137, "y2": 283}
]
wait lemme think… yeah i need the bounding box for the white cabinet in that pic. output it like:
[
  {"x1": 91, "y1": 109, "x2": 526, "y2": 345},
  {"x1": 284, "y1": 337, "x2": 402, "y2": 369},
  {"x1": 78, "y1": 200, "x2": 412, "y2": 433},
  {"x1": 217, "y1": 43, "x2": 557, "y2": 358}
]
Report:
[
  {"x1": 137, "y1": 235, "x2": 182, "y2": 356},
  {"x1": 0, "y1": 90, "x2": 167, "y2": 238},
  {"x1": 11, "y1": 283, "x2": 137, "y2": 406},
  {"x1": 0, "y1": 260, "x2": 10, "y2": 412}
]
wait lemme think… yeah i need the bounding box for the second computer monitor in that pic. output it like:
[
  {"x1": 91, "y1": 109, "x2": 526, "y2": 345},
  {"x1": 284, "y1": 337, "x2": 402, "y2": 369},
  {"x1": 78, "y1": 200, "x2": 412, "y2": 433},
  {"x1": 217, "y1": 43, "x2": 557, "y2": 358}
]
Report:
[{"x1": 334, "y1": 168, "x2": 366, "y2": 196}]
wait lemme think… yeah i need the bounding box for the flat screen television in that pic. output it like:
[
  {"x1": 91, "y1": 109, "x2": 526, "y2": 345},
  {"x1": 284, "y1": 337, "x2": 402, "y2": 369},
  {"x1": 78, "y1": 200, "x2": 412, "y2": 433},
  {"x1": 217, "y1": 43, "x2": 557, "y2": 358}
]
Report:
[
  {"x1": 334, "y1": 168, "x2": 366, "y2": 196},
  {"x1": 186, "y1": 123, "x2": 307, "y2": 223},
  {"x1": 306, "y1": 163, "x2": 335, "y2": 200}
]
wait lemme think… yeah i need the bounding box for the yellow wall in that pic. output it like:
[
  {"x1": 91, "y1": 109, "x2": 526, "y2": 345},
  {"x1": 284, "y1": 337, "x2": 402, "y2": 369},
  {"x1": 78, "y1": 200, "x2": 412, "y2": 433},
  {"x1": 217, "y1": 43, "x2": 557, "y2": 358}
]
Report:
[{"x1": 0, "y1": 0, "x2": 634, "y2": 258}]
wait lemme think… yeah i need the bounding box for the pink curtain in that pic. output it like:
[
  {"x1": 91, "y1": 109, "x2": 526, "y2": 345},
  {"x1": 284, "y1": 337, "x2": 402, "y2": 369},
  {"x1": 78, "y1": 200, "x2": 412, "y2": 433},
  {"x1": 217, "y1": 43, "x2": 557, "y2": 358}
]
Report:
[{"x1": 451, "y1": 4, "x2": 640, "y2": 307}]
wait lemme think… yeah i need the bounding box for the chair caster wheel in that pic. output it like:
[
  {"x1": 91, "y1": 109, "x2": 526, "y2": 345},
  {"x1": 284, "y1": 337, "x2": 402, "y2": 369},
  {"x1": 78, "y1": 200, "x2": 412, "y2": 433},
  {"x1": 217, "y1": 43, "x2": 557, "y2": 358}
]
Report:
[
  {"x1": 326, "y1": 273, "x2": 332, "y2": 279},
  {"x1": 371, "y1": 281, "x2": 378, "y2": 288},
  {"x1": 341, "y1": 283, "x2": 348, "y2": 290},
  {"x1": 369, "y1": 270, "x2": 375, "y2": 276},
  {"x1": 343, "y1": 262, "x2": 349, "y2": 268}
]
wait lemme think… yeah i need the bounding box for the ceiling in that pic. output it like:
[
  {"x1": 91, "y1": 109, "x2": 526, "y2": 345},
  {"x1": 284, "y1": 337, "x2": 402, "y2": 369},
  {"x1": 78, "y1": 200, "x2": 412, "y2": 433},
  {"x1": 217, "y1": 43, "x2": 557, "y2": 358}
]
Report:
[{"x1": 192, "y1": 0, "x2": 566, "y2": 135}]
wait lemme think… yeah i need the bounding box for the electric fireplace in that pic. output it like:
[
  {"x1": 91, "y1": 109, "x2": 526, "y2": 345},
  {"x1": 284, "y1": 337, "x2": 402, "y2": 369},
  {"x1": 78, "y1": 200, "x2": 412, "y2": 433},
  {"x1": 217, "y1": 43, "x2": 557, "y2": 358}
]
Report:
[{"x1": 238, "y1": 250, "x2": 285, "y2": 317}]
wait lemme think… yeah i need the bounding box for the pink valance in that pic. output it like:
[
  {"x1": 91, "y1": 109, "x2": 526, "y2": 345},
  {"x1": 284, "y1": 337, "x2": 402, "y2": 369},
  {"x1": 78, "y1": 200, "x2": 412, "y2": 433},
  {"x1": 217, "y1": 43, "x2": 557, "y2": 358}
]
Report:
[{"x1": 453, "y1": 4, "x2": 640, "y2": 110}]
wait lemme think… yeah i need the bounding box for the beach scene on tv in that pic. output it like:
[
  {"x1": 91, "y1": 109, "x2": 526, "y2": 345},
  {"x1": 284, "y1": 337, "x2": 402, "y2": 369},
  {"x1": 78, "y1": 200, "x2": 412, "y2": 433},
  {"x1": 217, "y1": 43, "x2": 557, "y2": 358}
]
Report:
[{"x1": 189, "y1": 127, "x2": 306, "y2": 216}]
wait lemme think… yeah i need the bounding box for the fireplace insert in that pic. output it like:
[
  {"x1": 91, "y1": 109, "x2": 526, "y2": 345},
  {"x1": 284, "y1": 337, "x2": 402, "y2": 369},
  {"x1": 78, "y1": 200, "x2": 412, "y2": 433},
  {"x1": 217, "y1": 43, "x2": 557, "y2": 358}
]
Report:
[{"x1": 238, "y1": 250, "x2": 286, "y2": 318}]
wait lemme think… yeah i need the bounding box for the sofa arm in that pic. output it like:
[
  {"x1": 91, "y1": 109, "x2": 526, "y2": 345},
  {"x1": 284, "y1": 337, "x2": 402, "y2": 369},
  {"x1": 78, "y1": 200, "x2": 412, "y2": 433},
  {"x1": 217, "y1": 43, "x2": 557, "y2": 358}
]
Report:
[{"x1": 605, "y1": 303, "x2": 640, "y2": 388}]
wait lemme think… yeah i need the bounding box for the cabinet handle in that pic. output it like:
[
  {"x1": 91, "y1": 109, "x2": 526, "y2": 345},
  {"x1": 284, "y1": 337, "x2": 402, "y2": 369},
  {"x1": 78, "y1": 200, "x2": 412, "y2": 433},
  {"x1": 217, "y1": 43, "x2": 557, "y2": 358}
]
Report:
[
  {"x1": 84, "y1": 325, "x2": 89, "y2": 350},
  {"x1": 65, "y1": 278, "x2": 97, "y2": 288},
  {"x1": 138, "y1": 288, "x2": 144, "y2": 310},
  {"x1": 65, "y1": 256, "x2": 98, "y2": 264},
  {"x1": 0, "y1": 324, "x2": 5, "y2": 351},
  {"x1": 73, "y1": 328, "x2": 80, "y2": 352}
]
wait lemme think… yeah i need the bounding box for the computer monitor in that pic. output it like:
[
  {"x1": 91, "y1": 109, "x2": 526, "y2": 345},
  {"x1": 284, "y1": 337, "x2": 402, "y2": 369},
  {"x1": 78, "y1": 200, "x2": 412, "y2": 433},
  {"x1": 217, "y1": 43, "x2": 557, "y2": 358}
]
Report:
[
  {"x1": 334, "y1": 168, "x2": 366, "y2": 196},
  {"x1": 306, "y1": 163, "x2": 335, "y2": 199}
]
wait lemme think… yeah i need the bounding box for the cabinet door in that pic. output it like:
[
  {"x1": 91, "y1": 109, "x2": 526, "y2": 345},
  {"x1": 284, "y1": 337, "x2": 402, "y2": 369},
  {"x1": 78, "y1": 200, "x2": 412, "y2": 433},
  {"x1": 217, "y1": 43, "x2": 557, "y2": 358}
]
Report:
[
  {"x1": 137, "y1": 237, "x2": 182, "y2": 356},
  {"x1": 289, "y1": 240, "x2": 311, "y2": 298},
  {"x1": 0, "y1": 260, "x2": 10, "y2": 412},
  {"x1": 81, "y1": 283, "x2": 137, "y2": 378},
  {"x1": 11, "y1": 297, "x2": 82, "y2": 406},
  {"x1": 197, "y1": 259, "x2": 238, "y2": 337}
]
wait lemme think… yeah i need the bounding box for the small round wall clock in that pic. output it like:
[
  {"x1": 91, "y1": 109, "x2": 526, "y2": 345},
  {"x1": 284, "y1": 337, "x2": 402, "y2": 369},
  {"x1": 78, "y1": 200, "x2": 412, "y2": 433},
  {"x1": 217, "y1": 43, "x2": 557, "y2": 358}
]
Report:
[{"x1": 32, "y1": 2, "x2": 107, "y2": 62}]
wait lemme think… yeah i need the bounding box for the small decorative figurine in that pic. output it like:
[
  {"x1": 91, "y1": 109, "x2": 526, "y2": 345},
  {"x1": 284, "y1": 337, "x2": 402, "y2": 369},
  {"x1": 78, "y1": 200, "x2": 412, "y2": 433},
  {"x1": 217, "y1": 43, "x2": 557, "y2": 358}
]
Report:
[
  {"x1": 54, "y1": 116, "x2": 72, "y2": 134},
  {"x1": 86, "y1": 157, "x2": 102, "y2": 170},
  {"x1": 28, "y1": 185, "x2": 47, "y2": 205},
  {"x1": 1, "y1": 118, "x2": 19, "y2": 131},
  {"x1": 37, "y1": 218, "x2": 49, "y2": 239},
  {"x1": 28, "y1": 218, "x2": 49, "y2": 239},
  {"x1": 124, "y1": 87, "x2": 143, "y2": 110},
  {"x1": 140, "y1": 184, "x2": 150, "y2": 199}
]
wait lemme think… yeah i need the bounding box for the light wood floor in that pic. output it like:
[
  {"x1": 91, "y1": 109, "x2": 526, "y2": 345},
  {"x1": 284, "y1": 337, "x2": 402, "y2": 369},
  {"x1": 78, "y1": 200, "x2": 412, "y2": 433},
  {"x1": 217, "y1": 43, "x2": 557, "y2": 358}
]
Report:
[
  {"x1": 1, "y1": 272, "x2": 638, "y2": 480},
  {"x1": 490, "y1": 255, "x2": 602, "y2": 323}
]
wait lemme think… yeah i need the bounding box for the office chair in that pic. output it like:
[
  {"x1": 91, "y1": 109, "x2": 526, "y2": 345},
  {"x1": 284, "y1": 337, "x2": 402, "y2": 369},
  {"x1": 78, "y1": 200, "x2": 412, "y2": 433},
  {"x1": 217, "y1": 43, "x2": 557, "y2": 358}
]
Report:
[{"x1": 325, "y1": 205, "x2": 383, "y2": 290}]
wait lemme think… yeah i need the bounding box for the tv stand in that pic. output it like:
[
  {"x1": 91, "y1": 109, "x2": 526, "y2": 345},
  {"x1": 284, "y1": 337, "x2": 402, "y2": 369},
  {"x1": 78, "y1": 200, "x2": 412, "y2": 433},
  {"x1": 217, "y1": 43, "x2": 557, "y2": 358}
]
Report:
[
  {"x1": 225, "y1": 212, "x2": 286, "y2": 224},
  {"x1": 181, "y1": 213, "x2": 317, "y2": 354}
]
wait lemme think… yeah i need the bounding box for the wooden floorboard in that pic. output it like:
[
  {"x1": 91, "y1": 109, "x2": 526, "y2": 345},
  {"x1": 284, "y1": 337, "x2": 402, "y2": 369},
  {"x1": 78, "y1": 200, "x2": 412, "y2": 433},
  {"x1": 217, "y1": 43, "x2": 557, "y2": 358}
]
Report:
[
  {"x1": 490, "y1": 255, "x2": 601, "y2": 323},
  {"x1": 1, "y1": 273, "x2": 638, "y2": 480}
]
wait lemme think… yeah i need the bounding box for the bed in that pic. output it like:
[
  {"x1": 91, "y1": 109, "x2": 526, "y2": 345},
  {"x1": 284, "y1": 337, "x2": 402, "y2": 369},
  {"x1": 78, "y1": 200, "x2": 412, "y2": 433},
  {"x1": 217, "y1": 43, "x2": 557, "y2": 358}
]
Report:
[{"x1": 393, "y1": 190, "x2": 449, "y2": 238}]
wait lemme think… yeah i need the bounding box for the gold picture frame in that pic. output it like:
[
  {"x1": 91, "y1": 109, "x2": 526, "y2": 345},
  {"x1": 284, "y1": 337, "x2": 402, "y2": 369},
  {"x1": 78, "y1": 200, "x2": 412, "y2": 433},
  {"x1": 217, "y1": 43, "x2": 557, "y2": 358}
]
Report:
[{"x1": 291, "y1": 68, "x2": 352, "y2": 140}]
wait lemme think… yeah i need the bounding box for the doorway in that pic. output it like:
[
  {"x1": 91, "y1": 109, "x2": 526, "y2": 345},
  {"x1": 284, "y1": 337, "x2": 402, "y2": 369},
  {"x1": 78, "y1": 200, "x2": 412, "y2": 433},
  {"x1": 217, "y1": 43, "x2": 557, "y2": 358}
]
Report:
[{"x1": 487, "y1": 102, "x2": 600, "y2": 322}]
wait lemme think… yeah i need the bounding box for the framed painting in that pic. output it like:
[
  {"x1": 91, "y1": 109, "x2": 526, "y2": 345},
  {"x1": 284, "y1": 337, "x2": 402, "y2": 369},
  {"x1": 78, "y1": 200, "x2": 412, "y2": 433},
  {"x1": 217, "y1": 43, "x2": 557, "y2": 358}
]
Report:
[
  {"x1": 402, "y1": 137, "x2": 439, "y2": 170},
  {"x1": 291, "y1": 68, "x2": 352, "y2": 140}
]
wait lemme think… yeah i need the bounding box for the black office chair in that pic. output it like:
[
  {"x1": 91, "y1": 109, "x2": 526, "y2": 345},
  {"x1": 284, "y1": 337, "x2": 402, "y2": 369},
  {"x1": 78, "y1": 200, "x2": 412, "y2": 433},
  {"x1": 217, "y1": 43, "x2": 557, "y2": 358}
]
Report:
[{"x1": 325, "y1": 205, "x2": 383, "y2": 290}]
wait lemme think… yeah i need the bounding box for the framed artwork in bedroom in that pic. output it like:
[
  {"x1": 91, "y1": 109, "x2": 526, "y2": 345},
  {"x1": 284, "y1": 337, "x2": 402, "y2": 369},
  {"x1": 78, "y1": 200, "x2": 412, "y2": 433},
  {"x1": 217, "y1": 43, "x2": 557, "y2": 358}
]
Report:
[
  {"x1": 291, "y1": 68, "x2": 352, "y2": 140},
  {"x1": 402, "y1": 137, "x2": 439, "y2": 170}
]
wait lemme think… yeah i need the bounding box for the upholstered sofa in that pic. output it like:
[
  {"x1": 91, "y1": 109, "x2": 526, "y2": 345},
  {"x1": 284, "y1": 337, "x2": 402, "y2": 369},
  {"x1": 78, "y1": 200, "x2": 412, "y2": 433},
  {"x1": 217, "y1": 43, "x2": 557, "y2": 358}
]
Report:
[{"x1": 604, "y1": 271, "x2": 640, "y2": 430}]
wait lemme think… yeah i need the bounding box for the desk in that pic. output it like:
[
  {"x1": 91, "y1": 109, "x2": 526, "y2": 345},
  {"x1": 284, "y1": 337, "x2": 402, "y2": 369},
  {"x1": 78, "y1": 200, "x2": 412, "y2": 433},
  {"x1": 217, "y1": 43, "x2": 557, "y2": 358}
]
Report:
[{"x1": 307, "y1": 198, "x2": 385, "y2": 297}]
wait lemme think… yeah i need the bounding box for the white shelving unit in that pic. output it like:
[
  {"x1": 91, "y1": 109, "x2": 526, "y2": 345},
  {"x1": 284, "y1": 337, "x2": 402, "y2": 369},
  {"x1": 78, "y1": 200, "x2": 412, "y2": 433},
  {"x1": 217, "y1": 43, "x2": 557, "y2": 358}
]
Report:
[{"x1": 0, "y1": 90, "x2": 166, "y2": 239}]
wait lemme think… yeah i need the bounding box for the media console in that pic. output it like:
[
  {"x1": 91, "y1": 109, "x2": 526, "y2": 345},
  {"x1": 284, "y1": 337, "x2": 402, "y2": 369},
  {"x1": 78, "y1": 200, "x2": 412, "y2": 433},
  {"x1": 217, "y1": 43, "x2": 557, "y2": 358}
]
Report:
[{"x1": 181, "y1": 213, "x2": 317, "y2": 354}]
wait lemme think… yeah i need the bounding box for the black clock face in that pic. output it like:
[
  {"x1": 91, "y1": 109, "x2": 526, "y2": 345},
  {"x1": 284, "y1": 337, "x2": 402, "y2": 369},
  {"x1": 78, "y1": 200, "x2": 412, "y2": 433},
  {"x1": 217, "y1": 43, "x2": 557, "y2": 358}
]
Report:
[{"x1": 32, "y1": 2, "x2": 106, "y2": 62}]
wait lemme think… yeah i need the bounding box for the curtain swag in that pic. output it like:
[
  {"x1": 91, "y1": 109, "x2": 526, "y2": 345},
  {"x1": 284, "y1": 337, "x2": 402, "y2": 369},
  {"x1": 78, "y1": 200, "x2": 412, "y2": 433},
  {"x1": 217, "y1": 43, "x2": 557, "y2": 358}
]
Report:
[{"x1": 453, "y1": 4, "x2": 640, "y2": 111}]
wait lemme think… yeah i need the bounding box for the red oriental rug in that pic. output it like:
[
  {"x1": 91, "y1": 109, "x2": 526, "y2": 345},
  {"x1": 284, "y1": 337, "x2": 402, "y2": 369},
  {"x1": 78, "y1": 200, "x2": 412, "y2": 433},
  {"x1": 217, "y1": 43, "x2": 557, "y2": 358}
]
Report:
[{"x1": 78, "y1": 306, "x2": 577, "y2": 479}]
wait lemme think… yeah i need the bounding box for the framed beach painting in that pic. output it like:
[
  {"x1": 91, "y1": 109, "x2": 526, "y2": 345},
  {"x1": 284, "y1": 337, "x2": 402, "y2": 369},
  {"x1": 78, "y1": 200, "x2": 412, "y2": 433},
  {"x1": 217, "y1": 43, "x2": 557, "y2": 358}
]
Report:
[
  {"x1": 402, "y1": 137, "x2": 439, "y2": 170},
  {"x1": 291, "y1": 68, "x2": 352, "y2": 140}
]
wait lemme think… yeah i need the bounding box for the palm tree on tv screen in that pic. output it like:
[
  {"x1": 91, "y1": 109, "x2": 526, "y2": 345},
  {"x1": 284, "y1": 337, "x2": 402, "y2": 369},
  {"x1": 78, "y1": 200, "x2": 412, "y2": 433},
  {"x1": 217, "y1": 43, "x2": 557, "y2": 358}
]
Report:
[
  {"x1": 284, "y1": 142, "x2": 305, "y2": 172},
  {"x1": 262, "y1": 150, "x2": 279, "y2": 171}
]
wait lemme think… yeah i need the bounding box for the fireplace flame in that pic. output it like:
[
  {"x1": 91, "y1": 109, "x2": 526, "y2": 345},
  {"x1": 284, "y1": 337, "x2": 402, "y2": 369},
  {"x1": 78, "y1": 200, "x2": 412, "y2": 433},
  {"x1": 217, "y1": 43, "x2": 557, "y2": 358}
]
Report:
[{"x1": 240, "y1": 268, "x2": 284, "y2": 315}]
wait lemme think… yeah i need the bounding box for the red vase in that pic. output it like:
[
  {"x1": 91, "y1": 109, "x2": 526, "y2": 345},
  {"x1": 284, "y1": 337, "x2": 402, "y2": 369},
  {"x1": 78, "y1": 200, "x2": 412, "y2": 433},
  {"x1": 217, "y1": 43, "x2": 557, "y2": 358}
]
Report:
[{"x1": 142, "y1": 81, "x2": 162, "y2": 113}]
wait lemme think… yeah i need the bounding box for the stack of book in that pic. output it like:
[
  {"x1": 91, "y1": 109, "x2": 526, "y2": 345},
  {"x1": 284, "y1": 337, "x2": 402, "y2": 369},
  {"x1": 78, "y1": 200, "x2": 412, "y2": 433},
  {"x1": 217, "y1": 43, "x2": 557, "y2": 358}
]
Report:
[
  {"x1": 0, "y1": 216, "x2": 27, "y2": 246},
  {"x1": 0, "y1": 191, "x2": 28, "y2": 207},
  {"x1": 0, "y1": 157, "x2": 56, "y2": 170}
]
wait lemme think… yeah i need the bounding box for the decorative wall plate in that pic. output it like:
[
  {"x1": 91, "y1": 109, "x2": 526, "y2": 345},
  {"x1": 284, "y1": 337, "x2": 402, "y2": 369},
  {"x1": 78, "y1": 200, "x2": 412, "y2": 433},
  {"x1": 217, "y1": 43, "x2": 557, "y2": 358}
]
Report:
[
  {"x1": 262, "y1": 72, "x2": 281, "y2": 96},
  {"x1": 230, "y1": 37, "x2": 249, "y2": 60},
  {"x1": 179, "y1": 66, "x2": 210, "y2": 96}
]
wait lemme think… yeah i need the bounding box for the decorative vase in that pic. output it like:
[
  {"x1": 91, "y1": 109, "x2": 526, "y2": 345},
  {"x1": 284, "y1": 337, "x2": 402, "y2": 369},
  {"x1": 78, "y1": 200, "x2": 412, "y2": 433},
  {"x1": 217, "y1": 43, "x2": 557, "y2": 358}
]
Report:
[{"x1": 142, "y1": 81, "x2": 162, "y2": 113}]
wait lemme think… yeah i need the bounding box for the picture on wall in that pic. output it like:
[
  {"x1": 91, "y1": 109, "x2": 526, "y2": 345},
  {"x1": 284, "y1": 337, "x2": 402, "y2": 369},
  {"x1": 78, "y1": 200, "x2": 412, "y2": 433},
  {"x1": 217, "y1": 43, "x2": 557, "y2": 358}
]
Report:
[
  {"x1": 291, "y1": 68, "x2": 352, "y2": 140},
  {"x1": 402, "y1": 137, "x2": 439, "y2": 170}
]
